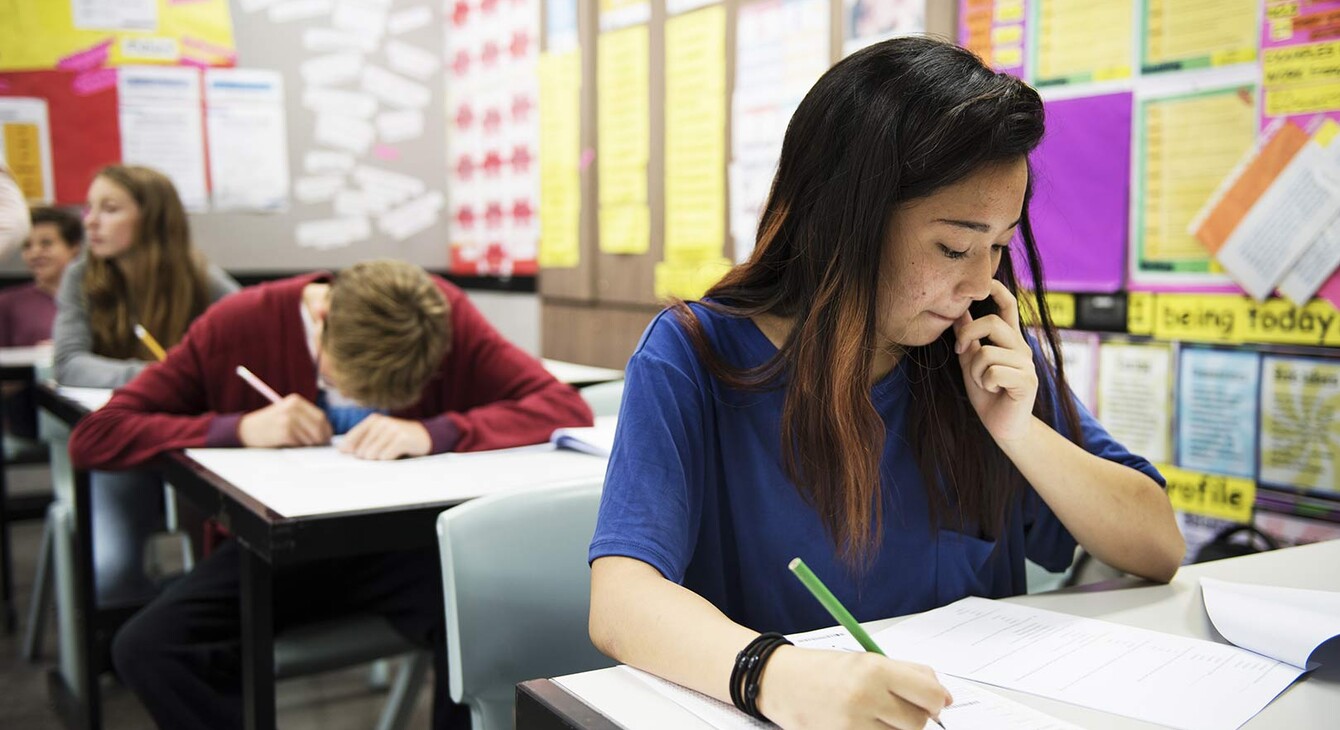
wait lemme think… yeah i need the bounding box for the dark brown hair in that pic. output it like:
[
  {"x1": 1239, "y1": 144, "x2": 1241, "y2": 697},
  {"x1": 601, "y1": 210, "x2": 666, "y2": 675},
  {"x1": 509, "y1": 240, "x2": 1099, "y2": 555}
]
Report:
[
  {"x1": 84, "y1": 165, "x2": 211, "y2": 359},
  {"x1": 29, "y1": 206, "x2": 83, "y2": 247},
  {"x1": 674, "y1": 37, "x2": 1081, "y2": 569}
]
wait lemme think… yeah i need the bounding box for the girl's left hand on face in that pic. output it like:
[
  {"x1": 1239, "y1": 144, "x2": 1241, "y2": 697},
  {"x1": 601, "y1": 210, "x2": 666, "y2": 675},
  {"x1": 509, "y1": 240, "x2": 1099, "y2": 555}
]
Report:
[{"x1": 952, "y1": 280, "x2": 1038, "y2": 445}]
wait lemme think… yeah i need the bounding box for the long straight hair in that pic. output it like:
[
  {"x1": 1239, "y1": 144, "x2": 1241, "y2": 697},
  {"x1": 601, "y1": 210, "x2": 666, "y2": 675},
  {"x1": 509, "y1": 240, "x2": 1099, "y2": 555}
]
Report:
[
  {"x1": 673, "y1": 37, "x2": 1082, "y2": 569},
  {"x1": 84, "y1": 165, "x2": 211, "y2": 359}
]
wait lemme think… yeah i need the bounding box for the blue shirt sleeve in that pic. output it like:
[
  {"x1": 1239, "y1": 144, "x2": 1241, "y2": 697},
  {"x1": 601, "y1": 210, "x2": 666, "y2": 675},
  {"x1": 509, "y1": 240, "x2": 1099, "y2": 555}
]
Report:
[{"x1": 589, "y1": 312, "x2": 707, "y2": 583}]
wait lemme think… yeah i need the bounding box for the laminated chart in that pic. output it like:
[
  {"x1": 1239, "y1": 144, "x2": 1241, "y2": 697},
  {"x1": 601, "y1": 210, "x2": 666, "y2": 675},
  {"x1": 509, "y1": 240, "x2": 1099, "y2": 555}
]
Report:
[
  {"x1": 1030, "y1": 0, "x2": 1134, "y2": 86},
  {"x1": 1097, "y1": 341, "x2": 1173, "y2": 464},
  {"x1": 1176, "y1": 347, "x2": 1261, "y2": 478},
  {"x1": 1142, "y1": 0, "x2": 1258, "y2": 73},
  {"x1": 0, "y1": 0, "x2": 236, "y2": 71},
  {"x1": 657, "y1": 4, "x2": 730, "y2": 300},
  {"x1": 958, "y1": 0, "x2": 1027, "y2": 76},
  {"x1": 1261, "y1": 0, "x2": 1340, "y2": 130},
  {"x1": 0, "y1": 97, "x2": 54, "y2": 202},
  {"x1": 1261, "y1": 356, "x2": 1340, "y2": 492},
  {"x1": 537, "y1": 51, "x2": 582, "y2": 269},
  {"x1": 596, "y1": 24, "x2": 650, "y2": 255},
  {"x1": 1132, "y1": 85, "x2": 1257, "y2": 286}
]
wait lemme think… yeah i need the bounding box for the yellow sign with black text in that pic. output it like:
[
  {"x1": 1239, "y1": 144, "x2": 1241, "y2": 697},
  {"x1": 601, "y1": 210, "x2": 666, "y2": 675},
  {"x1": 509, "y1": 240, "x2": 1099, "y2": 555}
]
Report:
[{"x1": 1160, "y1": 464, "x2": 1255, "y2": 524}]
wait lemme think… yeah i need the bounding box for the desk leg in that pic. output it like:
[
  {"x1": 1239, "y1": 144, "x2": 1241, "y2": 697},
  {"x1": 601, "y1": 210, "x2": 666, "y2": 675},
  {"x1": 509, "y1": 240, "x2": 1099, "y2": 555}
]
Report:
[
  {"x1": 240, "y1": 547, "x2": 275, "y2": 730},
  {"x1": 0, "y1": 428, "x2": 13, "y2": 634},
  {"x1": 73, "y1": 468, "x2": 101, "y2": 730}
]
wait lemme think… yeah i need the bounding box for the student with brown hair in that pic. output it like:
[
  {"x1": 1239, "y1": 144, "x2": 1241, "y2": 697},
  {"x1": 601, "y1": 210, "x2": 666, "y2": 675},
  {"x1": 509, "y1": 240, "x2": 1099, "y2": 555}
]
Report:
[
  {"x1": 54, "y1": 164, "x2": 238, "y2": 387},
  {"x1": 68, "y1": 259, "x2": 594, "y2": 730},
  {"x1": 587, "y1": 37, "x2": 1184, "y2": 730}
]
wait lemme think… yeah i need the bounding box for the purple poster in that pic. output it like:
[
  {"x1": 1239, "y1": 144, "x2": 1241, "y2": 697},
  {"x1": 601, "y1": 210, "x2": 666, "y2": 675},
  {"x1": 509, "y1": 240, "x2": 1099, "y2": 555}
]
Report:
[{"x1": 1022, "y1": 92, "x2": 1131, "y2": 293}]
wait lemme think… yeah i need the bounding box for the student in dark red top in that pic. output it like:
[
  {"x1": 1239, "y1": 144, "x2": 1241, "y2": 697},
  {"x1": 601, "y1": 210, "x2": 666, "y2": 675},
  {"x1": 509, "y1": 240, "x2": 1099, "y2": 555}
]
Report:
[{"x1": 69, "y1": 259, "x2": 593, "y2": 730}]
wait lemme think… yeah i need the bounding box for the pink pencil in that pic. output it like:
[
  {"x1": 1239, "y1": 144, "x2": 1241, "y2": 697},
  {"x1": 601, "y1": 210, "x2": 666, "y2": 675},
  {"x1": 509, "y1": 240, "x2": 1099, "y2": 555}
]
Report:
[{"x1": 235, "y1": 365, "x2": 283, "y2": 404}]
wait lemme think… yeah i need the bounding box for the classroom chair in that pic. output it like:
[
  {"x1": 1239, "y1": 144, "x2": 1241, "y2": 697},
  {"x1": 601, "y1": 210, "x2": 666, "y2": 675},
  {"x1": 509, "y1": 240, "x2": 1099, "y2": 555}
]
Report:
[
  {"x1": 437, "y1": 478, "x2": 615, "y2": 730},
  {"x1": 578, "y1": 379, "x2": 624, "y2": 418}
]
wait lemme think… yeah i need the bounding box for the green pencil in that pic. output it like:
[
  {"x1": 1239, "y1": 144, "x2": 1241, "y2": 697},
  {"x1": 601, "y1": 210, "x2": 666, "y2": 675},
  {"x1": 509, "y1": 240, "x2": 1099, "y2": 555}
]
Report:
[{"x1": 788, "y1": 557, "x2": 947, "y2": 728}]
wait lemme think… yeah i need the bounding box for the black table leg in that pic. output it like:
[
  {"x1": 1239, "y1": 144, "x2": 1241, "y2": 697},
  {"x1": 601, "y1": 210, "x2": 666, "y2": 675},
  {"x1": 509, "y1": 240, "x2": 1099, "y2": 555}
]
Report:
[{"x1": 241, "y1": 545, "x2": 275, "y2": 730}]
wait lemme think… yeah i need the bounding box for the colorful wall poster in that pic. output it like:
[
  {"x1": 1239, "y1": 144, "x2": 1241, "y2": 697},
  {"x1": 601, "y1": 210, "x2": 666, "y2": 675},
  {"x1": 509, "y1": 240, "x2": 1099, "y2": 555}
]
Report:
[
  {"x1": 1097, "y1": 341, "x2": 1173, "y2": 465},
  {"x1": 1131, "y1": 84, "x2": 1257, "y2": 289},
  {"x1": 0, "y1": 70, "x2": 120, "y2": 205},
  {"x1": 843, "y1": 0, "x2": 923, "y2": 56},
  {"x1": 958, "y1": 0, "x2": 1027, "y2": 77},
  {"x1": 1260, "y1": 355, "x2": 1340, "y2": 493},
  {"x1": 1141, "y1": 0, "x2": 1258, "y2": 74},
  {"x1": 0, "y1": 0, "x2": 237, "y2": 71},
  {"x1": 596, "y1": 24, "x2": 649, "y2": 255},
  {"x1": 1057, "y1": 330, "x2": 1098, "y2": 414},
  {"x1": 447, "y1": 0, "x2": 541, "y2": 275},
  {"x1": 1176, "y1": 347, "x2": 1261, "y2": 478},
  {"x1": 545, "y1": 0, "x2": 580, "y2": 53},
  {"x1": 537, "y1": 51, "x2": 581, "y2": 269},
  {"x1": 659, "y1": 4, "x2": 728, "y2": 300},
  {"x1": 1026, "y1": 91, "x2": 1130, "y2": 292},
  {"x1": 731, "y1": 0, "x2": 829, "y2": 264},
  {"x1": 0, "y1": 97, "x2": 55, "y2": 203},
  {"x1": 1030, "y1": 0, "x2": 1134, "y2": 86}
]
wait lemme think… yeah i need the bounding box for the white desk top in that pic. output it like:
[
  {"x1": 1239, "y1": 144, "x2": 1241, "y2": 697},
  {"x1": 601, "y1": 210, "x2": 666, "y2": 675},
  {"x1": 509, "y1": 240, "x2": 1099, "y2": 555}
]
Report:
[
  {"x1": 554, "y1": 540, "x2": 1340, "y2": 729},
  {"x1": 0, "y1": 343, "x2": 53, "y2": 368},
  {"x1": 184, "y1": 443, "x2": 608, "y2": 519},
  {"x1": 542, "y1": 358, "x2": 624, "y2": 386}
]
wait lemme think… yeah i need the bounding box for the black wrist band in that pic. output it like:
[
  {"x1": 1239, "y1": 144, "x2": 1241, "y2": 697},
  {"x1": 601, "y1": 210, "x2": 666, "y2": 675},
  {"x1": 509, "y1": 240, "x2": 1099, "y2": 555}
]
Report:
[{"x1": 729, "y1": 632, "x2": 793, "y2": 720}]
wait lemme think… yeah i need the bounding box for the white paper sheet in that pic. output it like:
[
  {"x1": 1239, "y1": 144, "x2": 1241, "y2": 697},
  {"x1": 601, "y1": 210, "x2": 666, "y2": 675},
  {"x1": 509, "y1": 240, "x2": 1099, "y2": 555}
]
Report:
[
  {"x1": 360, "y1": 65, "x2": 431, "y2": 109},
  {"x1": 294, "y1": 216, "x2": 369, "y2": 249},
  {"x1": 183, "y1": 444, "x2": 606, "y2": 517},
  {"x1": 304, "y1": 150, "x2": 355, "y2": 175},
  {"x1": 73, "y1": 0, "x2": 156, "y2": 31},
  {"x1": 1216, "y1": 140, "x2": 1340, "y2": 300},
  {"x1": 375, "y1": 109, "x2": 423, "y2": 143},
  {"x1": 302, "y1": 27, "x2": 378, "y2": 53},
  {"x1": 314, "y1": 113, "x2": 375, "y2": 154},
  {"x1": 268, "y1": 0, "x2": 334, "y2": 23},
  {"x1": 55, "y1": 387, "x2": 113, "y2": 412},
  {"x1": 1202, "y1": 578, "x2": 1340, "y2": 669},
  {"x1": 550, "y1": 416, "x2": 618, "y2": 457},
  {"x1": 301, "y1": 51, "x2": 364, "y2": 86},
  {"x1": 1279, "y1": 215, "x2": 1340, "y2": 305},
  {"x1": 294, "y1": 175, "x2": 345, "y2": 203},
  {"x1": 385, "y1": 39, "x2": 439, "y2": 81},
  {"x1": 117, "y1": 66, "x2": 209, "y2": 212},
  {"x1": 332, "y1": 0, "x2": 388, "y2": 37},
  {"x1": 387, "y1": 5, "x2": 432, "y2": 34},
  {"x1": 872, "y1": 597, "x2": 1302, "y2": 730},
  {"x1": 1096, "y1": 342, "x2": 1172, "y2": 464},
  {"x1": 302, "y1": 87, "x2": 378, "y2": 118},
  {"x1": 204, "y1": 69, "x2": 290, "y2": 212}
]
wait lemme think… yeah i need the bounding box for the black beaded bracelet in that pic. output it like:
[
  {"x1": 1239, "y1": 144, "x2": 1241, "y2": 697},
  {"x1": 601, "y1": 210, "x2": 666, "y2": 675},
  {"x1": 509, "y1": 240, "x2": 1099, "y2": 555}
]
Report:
[{"x1": 729, "y1": 632, "x2": 793, "y2": 720}]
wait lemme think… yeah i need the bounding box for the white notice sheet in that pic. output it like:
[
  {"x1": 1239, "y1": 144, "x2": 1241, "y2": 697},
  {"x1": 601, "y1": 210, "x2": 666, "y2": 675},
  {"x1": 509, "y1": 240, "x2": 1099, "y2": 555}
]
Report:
[{"x1": 118, "y1": 66, "x2": 209, "y2": 212}]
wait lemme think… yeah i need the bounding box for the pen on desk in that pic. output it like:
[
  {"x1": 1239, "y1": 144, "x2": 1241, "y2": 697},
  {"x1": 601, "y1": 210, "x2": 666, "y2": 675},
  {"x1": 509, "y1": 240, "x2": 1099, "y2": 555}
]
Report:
[
  {"x1": 789, "y1": 557, "x2": 948, "y2": 729},
  {"x1": 134, "y1": 324, "x2": 167, "y2": 362},
  {"x1": 235, "y1": 365, "x2": 283, "y2": 404}
]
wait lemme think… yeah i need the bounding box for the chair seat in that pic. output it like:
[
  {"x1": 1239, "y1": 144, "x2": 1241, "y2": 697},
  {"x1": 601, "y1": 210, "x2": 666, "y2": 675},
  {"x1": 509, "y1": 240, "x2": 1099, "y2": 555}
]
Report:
[{"x1": 274, "y1": 613, "x2": 417, "y2": 679}]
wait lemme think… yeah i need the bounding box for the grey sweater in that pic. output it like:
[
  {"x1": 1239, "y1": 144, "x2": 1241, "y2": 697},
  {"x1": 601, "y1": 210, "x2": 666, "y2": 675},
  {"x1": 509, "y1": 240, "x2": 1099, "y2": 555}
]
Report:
[{"x1": 54, "y1": 256, "x2": 240, "y2": 387}]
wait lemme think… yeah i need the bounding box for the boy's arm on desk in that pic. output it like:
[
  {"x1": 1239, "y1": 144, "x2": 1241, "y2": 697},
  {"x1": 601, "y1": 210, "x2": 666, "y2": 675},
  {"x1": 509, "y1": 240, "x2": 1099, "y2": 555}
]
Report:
[
  {"x1": 68, "y1": 324, "x2": 236, "y2": 471},
  {"x1": 430, "y1": 293, "x2": 594, "y2": 452}
]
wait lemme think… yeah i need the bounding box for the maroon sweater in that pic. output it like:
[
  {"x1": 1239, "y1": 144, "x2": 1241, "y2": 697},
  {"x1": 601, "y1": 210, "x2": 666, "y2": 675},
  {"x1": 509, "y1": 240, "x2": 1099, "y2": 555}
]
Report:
[{"x1": 69, "y1": 273, "x2": 593, "y2": 470}]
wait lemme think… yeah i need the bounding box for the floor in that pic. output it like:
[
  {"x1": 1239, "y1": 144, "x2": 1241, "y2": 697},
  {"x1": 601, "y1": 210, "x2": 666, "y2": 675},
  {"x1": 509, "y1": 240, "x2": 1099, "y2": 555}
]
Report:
[{"x1": 0, "y1": 462, "x2": 435, "y2": 729}]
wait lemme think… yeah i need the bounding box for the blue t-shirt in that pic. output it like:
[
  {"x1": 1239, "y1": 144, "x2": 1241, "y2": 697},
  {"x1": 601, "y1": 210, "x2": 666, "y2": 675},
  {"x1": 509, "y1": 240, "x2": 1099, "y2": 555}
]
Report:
[{"x1": 589, "y1": 303, "x2": 1165, "y2": 635}]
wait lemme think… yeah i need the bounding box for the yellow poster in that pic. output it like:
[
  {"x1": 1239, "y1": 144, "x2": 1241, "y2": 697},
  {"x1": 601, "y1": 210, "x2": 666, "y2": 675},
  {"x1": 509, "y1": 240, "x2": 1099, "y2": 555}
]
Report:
[
  {"x1": 0, "y1": 97, "x2": 54, "y2": 202},
  {"x1": 1142, "y1": 0, "x2": 1257, "y2": 72},
  {"x1": 1031, "y1": 0, "x2": 1134, "y2": 86},
  {"x1": 1160, "y1": 464, "x2": 1255, "y2": 524},
  {"x1": 538, "y1": 51, "x2": 582, "y2": 269},
  {"x1": 663, "y1": 5, "x2": 726, "y2": 277},
  {"x1": 0, "y1": 0, "x2": 236, "y2": 72},
  {"x1": 1134, "y1": 87, "x2": 1256, "y2": 282},
  {"x1": 1260, "y1": 356, "x2": 1340, "y2": 492},
  {"x1": 596, "y1": 24, "x2": 650, "y2": 255}
]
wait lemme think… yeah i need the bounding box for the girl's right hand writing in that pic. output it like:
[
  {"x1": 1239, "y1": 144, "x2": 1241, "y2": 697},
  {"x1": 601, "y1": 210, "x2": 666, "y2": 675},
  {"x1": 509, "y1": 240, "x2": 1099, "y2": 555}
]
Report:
[
  {"x1": 756, "y1": 646, "x2": 952, "y2": 729},
  {"x1": 238, "y1": 394, "x2": 333, "y2": 448}
]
